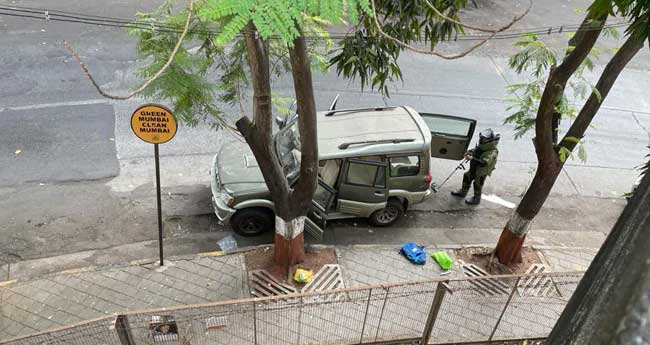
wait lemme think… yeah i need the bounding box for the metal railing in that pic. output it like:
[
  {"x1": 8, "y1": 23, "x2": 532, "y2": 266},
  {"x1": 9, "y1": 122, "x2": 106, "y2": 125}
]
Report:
[{"x1": 1, "y1": 271, "x2": 583, "y2": 345}]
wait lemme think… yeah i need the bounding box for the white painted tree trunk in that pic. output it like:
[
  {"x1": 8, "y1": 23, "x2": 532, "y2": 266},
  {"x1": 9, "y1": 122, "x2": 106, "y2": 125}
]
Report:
[
  {"x1": 505, "y1": 211, "x2": 532, "y2": 237},
  {"x1": 275, "y1": 216, "x2": 305, "y2": 239}
]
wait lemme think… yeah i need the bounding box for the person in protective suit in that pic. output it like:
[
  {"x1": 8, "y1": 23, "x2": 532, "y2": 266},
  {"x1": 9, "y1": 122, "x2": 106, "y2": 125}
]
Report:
[{"x1": 451, "y1": 128, "x2": 500, "y2": 205}]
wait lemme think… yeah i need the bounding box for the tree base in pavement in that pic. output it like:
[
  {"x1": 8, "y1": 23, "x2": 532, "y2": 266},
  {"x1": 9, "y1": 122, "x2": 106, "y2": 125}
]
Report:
[
  {"x1": 274, "y1": 232, "x2": 305, "y2": 270},
  {"x1": 495, "y1": 229, "x2": 526, "y2": 264}
]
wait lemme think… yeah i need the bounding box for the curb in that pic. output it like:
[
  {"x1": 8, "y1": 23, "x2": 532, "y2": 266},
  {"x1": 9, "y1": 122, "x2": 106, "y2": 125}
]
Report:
[{"x1": 0, "y1": 244, "x2": 270, "y2": 286}]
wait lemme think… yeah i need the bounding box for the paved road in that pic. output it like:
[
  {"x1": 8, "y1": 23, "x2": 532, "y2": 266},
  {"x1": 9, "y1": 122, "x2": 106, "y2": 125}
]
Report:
[
  {"x1": 0, "y1": 0, "x2": 649, "y2": 263},
  {"x1": 0, "y1": 104, "x2": 118, "y2": 185}
]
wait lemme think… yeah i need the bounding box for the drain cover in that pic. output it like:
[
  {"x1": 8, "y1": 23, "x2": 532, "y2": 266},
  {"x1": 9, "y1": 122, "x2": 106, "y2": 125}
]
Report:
[
  {"x1": 249, "y1": 270, "x2": 297, "y2": 298},
  {"x1": 518, "y1": 264, "x2": 562, "y2": 297},
  {"x1": 460, "y1": 261, "x2": 511, "y2": 296},
  {"x1": 301, "y1": 264, "x2": 345, "y2": 303},
  {"x1": 248, "y1": 265, "x2": 345, "y2": 299},
  {"x1": 302, "y1": 265, "x2": 344, "y2": 292}
]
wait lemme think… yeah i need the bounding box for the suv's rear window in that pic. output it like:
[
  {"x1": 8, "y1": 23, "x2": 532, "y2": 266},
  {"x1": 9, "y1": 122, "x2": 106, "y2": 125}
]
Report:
[
  {"x1": 390, "y1": 155, "x2": 420, "y2": 177},
  {"x1": 422, "y1": 116, "x2": 472, "y2": 137},
  {"x1": 347, "y1": 161, "x2": 385, "y2": 188}
]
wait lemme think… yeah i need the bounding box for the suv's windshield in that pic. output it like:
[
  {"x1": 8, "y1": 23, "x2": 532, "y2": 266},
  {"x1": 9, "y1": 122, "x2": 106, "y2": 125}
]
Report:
[{"x1": 274, "y1": 115, "x2": 301, "y2": 180}]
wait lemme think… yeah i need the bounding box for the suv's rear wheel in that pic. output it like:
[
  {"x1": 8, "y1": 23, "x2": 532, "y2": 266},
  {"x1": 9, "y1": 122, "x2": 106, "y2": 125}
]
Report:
[
  {"x1": 368, "y1": 199, "x2": 404, "y2": 227},
  {"x1": 231, "y1": 208, "x2": 274, "y2": 236}
]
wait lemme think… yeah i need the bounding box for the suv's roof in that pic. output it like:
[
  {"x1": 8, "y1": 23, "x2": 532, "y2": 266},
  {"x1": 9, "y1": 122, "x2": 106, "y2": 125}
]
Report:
[{"x1": 317, "y1": 106, "x2": 431, "y2": 159}]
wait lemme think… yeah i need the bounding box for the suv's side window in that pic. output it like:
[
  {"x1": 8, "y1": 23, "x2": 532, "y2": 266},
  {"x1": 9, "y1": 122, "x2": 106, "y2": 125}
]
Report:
[
  {"x1": 346, "y1": 161, "x2": 385, "y2": 188},
  {"x1": 390, "y1": 155, "x2": 421, "y2": 177}
]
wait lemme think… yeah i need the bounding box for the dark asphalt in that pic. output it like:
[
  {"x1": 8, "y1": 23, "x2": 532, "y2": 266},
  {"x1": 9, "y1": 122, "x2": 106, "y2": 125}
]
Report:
[{"x1": 0, "y1": 104, "x2": 118, "y2": 185}]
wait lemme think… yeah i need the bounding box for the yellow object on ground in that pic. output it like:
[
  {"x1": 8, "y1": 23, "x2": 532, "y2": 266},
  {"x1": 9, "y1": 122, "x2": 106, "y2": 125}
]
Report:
[{"x1": 293, "y1": 268, "x2": 313, "y2": 283}]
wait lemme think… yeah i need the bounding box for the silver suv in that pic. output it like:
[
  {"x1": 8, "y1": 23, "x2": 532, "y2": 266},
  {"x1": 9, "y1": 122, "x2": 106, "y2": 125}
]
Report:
[{"x1": 211, "y1": 105, "x2": 476, "y2": 239}]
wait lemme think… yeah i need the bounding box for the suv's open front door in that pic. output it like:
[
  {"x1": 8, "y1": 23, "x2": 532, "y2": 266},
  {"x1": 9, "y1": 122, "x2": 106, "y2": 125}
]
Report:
[
  {"x1": 419, "y1": 113, "x2": 477, "y2": 160},
  {"x1": 304, "y1": 180, "x2": 336, "y2": 241}
]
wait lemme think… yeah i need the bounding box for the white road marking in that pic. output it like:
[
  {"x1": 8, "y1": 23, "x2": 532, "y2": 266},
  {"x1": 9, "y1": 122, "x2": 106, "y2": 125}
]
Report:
[
  {"x1": 0, "y1": 99, "x2": 109, "y2": 112},
  {"x1": 482, "y1": 194, "x2": 516, "y2": 208}
]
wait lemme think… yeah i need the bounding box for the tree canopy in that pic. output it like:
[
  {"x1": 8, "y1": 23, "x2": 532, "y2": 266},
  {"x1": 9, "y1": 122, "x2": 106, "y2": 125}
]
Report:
[
  {"x1": 330, "y1": 0, "x2": 468, "y2": 94},
  {"x1": 200, "y1": 0, "x2": 370, "y2": 45},
  {"x1": 129, "y1": 0, "x2": 370, "y2": 128}
]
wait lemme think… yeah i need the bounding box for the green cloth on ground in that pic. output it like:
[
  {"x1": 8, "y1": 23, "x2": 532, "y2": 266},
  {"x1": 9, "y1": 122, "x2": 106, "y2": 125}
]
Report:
[{"x1": 431, "y1": 251, "x2": 453, "y2": 270}]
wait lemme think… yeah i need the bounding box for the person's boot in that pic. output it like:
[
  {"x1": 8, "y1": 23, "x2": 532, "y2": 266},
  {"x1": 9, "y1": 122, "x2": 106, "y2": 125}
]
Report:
[
  {"x1": 451, "y1": 189, "x2": 468, "y2": 197},
  {"x1": 465, "y1": 194, "x2": 481, "y2": 205}
]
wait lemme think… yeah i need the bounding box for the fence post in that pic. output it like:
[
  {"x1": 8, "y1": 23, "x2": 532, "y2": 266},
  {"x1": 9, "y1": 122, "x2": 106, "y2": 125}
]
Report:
[
  {"x1": 359, "y1": 288, "x2": 373, "y2": 344},
  {"x1": 253, "y1": 302, "x2": 258, "y2": 345},
  {"x1": 488, "y1": 276, "x2": 521, "y2": 342},
  {"x1": 114, "y1": 315, "x2": 135, "y2": 345},
  {"x1": 297, "y1": 296, "x2": 304, "y2": 345},
  {"x1": 421, "y1": 281, "x2": 449, "y2": 345},
  {"x1": 374, "y1": 286, "x2": 390, "y2": 342}
]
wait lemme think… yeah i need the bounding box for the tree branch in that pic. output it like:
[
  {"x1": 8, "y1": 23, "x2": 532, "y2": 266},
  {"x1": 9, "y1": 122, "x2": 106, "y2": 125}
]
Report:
[
  {"x1": 64, "y1": 0, "x2": 194, "y2": 100},
  {"x1": 559, "y1": 34, "x2": 644, "y2": 152},
  {"x1": 533, "y1": 11, "x2": 607, "y2": 164},
  {"x1": 556, "y1": 12, "x2": 608, "y2": 76},
  {"x1": 241, "y1": 22, "x2": 291, "y2": 215},
  {"x1": 243, "y1": 23, "x2": 272, "y2": 129},
  {"x1": 422, "y1": 0, "x2": 521, "y2": 33},
  {"x1": 369, "y1": 0, "x2": 531, "y2": 60},
  {"x1": 288, "y1": 33, "x2": 319, "y2": 215}
]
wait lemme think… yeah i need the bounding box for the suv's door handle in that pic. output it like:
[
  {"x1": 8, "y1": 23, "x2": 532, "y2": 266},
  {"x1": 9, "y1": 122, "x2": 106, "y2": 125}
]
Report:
[{"x1": 374, "y1": 192, "x2": 385, "y2": 196}]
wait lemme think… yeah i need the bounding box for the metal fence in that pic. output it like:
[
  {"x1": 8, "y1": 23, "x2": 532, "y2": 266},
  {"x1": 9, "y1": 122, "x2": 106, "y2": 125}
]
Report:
[{"x1": 1, "y1": 271, "x2": 583, "y2": 345}]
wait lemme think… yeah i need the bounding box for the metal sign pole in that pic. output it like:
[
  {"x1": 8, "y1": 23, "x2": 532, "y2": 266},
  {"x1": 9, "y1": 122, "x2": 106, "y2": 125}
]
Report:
[
  {"x1": 154, "y1": 143, "x2": 164, "y2": 266},
  {"x1": 130, "y1": 104, "x2": 177, "y2": 267}
]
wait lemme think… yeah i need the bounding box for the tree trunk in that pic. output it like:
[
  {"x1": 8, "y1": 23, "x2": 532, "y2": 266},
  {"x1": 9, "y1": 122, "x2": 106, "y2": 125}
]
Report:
[
  {"x1": 273, "y1": 216, "x2": 306, "y2": 267},
  {"x1": 273, "y1": 33, "x2": 319, "y2": 267},
  {"x1": 551, "y1": 111, "x2": 561, "y2": 145},
  {"x1": 495, "y1": 11, "x2": 608, "y2": 264},
  {"x1": 496, "y1": 30, "x2": 643, "y2": 265},
  {"x1": 238, "y1": 24, "x2": 301, "y2": 270},
  {"x1": 496, "y1": 162, "x2": 562, "y2": 263},
  {"x1": 238, "y1": 27, "x2": 319, "y2": 270},
  {"x1": 545, "y1": 172, "x2": 650, "y2": 345}
]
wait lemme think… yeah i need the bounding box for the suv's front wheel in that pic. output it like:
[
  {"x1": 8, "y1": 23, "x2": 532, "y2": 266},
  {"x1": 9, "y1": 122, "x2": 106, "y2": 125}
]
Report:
[
  {"x1": 230, "y1": 208, "x2": 274, "y2": 236},
  {"x1": 368, "y1": 199, "x2": 404, "y2": 227}
]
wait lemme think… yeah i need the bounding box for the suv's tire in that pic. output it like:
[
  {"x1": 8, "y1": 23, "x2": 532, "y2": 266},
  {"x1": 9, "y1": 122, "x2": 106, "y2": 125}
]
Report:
[
  {"x1": 368, "y1": 199, "x2": 404, "y2": 227},
  {"x1": 230, "y1": 208, "x2": 274, "y2": 236}
]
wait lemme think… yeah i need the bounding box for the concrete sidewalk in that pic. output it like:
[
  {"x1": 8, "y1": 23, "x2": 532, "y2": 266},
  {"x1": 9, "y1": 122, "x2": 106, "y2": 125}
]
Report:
[{"x1": 0, "y1": 244, "x2": 597, "y2": 341}]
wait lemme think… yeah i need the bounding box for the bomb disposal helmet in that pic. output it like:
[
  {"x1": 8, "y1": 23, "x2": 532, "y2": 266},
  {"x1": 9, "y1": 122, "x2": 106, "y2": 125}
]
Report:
[{"x1": 478, "y1": 128, "x2": 500, "y2": 144}]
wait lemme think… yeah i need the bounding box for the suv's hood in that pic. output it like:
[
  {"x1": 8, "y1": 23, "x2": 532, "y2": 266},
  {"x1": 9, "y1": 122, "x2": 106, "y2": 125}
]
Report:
[{"x1": 216, "y1": 141, "x2": 268, "y2": 194}]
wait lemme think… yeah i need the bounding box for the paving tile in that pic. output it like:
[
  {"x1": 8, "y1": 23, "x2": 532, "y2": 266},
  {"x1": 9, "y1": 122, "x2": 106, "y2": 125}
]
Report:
[
  {"x1": 540, "y1": 248, "x2": 597, "y2": 272},
  {"x1": 76, "y1": 274, "x2": 148, "y2": 309},
  {"x1": 337, "y1": 247, "x2": 449, "y2": 287},
  {"x1": 0, "y1": 300, "x2": 60, "y2": 332},
  {"x1": 0, "y1": 248, "x2": 586, "y2": 342},
  {"x1": 48, "y1": 276, "x2": 127, "y2": 314}
]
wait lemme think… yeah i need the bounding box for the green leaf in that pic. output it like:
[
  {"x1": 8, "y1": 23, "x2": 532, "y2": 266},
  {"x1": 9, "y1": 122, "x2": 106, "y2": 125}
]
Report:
[
  {"x1": 558, "y1": 147, "x2": 571, "y2": 163},
  {"x1": 564, "y1": 136, "x2": 581, "y2": 144},
  {"x1": 577, "y1": 142, "x2": 587, "y2": 162},
  {"x1": 344, "y1": 55, "x2": 358, "y2": 66}
]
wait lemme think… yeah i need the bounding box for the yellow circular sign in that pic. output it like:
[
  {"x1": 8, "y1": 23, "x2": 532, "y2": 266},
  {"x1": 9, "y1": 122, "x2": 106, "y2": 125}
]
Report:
[{"x1": 130, "y1": 104, "x2": 177, "y2": 144}]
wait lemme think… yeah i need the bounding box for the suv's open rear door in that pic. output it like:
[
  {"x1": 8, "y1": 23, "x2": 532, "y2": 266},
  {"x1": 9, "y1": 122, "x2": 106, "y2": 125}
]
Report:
[
  {"x1": 419, "y1": 113, "x2": 476, "y2": 160},
  {"x1": 304, "y1": 180, "x2": 336, "y2": 241}
]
